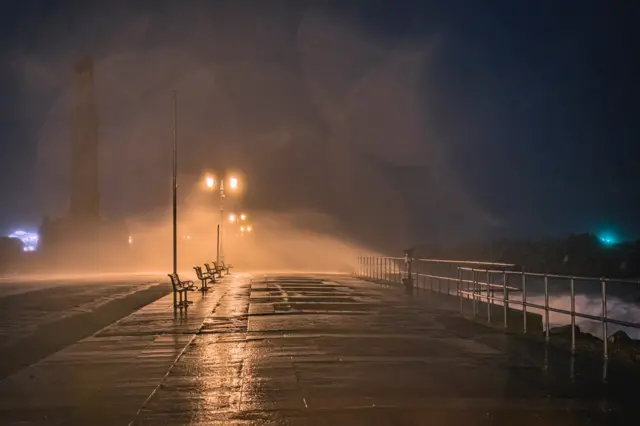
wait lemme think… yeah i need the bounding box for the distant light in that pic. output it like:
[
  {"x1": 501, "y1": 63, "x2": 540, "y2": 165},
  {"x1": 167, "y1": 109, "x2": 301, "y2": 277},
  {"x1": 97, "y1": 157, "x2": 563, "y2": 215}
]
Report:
[
  {"x1": 228, "y1": 176, "x2": 239, "y2": 190},
  {"x1": 598, "y1": 232, "x2": 618, "y2": 246},
  {"x1": 246, "y1": 225, "x2": 252, "y2": 232},
  {"x1": 240, "y1": 213, "x2": 246, "y2": 221},
  {"x1": 229, "y1": 214, "x2": 236, "y2": 223},
  {"x1": 9, "y1": 230, "x2": 39, "y2": 251},
  {"x1": 128, "y1": 235, "x2": 133, "y2": 245},
  {"x1": 240, "y1": 226, "x2": 245, "y2": 232},
  {"x1": 205, "y1": 176, "x2": 215, "y2": 189}
]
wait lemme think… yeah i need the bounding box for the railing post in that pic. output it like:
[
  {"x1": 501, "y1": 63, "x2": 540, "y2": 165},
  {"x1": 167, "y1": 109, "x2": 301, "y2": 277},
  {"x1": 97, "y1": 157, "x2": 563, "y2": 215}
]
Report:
[
  {"x1": 522, "y1": 272, "x2": 527, "y2": 334},
  {"x1": 415, "y1": 260, "x2": 420, "y2": 288},
  {"x1": 364, "y1": 257, "x2": 368, "y2": 278},
  {"x1": 457, "y1": 267, "x2": 463, "y2": 314},
  {"x1": 570, "y1": 277, "x2": 576, "y2": 355},
  {"x1": 602, "y1": 278, "x2": 608, "y2": 362},
  {"x1": 544, "y1": 274, "x2": 549, "y2": 343},
  {"x1": 384, "y1": 257, "x2": 387, "y2": 281},
  {"x1": 472, "y1": 269, "x2": 478, "y2": 317},
  {"x1": 502, "y1": 271, "x2": 508, "y2": 329},
  {"x1": 430, "y1": 266, "x2": 434, "y2": 292},
  {"x1": 486, "y1": 270, "x2": 491, "y2": 323}
]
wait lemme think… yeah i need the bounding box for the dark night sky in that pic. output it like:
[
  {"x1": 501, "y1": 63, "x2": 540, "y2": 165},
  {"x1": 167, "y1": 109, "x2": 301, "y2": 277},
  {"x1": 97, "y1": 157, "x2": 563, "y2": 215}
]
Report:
[{"x1": 0, "y1": 0, "x2": 638, "y2": 249}]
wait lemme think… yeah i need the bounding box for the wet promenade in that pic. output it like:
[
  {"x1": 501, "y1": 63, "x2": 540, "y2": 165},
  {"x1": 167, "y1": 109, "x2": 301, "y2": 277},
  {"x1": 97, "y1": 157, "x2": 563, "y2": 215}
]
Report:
[{"x1": 0, "y1": 274, "x2": 628, "y2": 425}]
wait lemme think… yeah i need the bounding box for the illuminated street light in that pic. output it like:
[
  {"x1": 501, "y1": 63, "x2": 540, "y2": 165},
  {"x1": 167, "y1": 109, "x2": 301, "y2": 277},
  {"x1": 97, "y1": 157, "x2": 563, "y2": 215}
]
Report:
[
  {"x1": 228, "y1": 176, "x2": 239, "y2": 190},
  {"x1": 203, "y1": 173, "x2": 244, "y2": 264},
  {"x1": 240, "y1": 213, "x2": 247, "y2": 221},
  {"x1": 205, "y1": 176, "x2": 215, "y2": 189},
  {"x1": 229, "y1": 213, "x2": 236, "y2": 223},
  {"x1": 246, "y1": 225, "x2": 252, "y2": 232},
  {"x1": 240, "y1": 226, "x2": 245, "y2": 232}
]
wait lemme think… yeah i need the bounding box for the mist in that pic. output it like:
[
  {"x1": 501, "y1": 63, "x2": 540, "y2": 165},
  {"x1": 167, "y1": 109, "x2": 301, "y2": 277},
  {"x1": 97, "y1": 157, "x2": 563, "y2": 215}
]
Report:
[
  {"x1": 123, "y1": 183, "x2": 375, "y2": 273},
  {"x1": 7, "y1": 0, "x2": 501, "y2": 267}
]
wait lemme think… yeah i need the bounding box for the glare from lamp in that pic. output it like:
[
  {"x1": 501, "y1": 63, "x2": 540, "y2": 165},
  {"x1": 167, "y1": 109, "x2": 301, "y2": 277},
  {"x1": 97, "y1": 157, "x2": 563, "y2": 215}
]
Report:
[
  {"x1": 205, "y1": 176, "x2": 215, "y2": 189},
  {"x1": 228, "y1": 176, "x2": 239, "y2": 190}
]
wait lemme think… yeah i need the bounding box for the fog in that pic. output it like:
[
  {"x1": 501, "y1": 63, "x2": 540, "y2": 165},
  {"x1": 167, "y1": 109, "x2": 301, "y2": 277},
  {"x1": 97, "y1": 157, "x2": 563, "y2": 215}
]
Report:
[
  {"x1": 122, "y1": 184, "x2": 375, "y2": 273},
  {"x1": 9, "y1": 1, "x2": 499, "y2": 273}
]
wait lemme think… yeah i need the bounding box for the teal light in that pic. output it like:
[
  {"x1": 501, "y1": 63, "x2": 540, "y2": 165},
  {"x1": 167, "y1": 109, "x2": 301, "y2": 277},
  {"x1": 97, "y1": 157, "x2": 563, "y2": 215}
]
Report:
[{"x1": 598, "y1": 232, "x2": 618, "y2": 246}]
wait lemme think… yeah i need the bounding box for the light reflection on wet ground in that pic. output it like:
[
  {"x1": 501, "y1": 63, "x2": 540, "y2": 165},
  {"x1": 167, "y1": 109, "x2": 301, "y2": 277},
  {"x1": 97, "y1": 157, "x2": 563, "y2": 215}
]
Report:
[{"x1": 0, "y1": 274, "x2": 631, "y2": 425}]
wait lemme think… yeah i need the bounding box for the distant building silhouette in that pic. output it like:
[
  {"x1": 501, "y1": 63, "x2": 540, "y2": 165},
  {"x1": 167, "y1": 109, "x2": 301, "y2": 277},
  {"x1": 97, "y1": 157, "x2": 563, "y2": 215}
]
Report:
[
  {"x1": 69, "y1": 56, "x2": 100, "y2": 223},
  {"x1": 39, "y1": 57, "x2": 127, "y2": 270}
]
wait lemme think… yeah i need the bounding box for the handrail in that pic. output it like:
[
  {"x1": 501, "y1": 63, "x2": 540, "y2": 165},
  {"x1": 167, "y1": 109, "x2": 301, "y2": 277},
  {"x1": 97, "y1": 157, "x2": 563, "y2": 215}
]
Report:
[
  {"x1": 356, "y1": 254, "x2": 640, "y2": 369},
  {"x1": 417, "y1": 258, "x2": 516, "y2": 268}
]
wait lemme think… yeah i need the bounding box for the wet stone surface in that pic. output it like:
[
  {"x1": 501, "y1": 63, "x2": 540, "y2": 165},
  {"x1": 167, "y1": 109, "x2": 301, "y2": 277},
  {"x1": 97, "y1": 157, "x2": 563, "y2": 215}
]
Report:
[{"x1": 0, "y1": 274, "x2": 630, "y2": 425}]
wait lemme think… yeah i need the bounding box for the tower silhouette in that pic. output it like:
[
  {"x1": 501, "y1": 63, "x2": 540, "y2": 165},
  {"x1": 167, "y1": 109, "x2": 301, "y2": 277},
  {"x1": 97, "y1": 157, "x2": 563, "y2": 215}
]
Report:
[{"x1": 69, "y1": 57, "x2": 100, "y2": 223}]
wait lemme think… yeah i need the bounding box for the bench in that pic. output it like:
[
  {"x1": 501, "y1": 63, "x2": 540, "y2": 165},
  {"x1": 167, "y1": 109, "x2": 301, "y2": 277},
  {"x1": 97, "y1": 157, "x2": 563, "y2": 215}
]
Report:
[
  {"x1": 193, "y1": 265, "x2": 214, "y2": 292},
  {"x1": 220, "y1": 260, "x2": 233, "y2": 274},
  {"x1": 168, "y1": 272, "x2": 195, "y2": 308},
  {"x1": 204, "y1": 263, "x2": 222, "y2": 278},
  {"x1": 212, "y1": 261, "x2": 226, "y2": 276}
]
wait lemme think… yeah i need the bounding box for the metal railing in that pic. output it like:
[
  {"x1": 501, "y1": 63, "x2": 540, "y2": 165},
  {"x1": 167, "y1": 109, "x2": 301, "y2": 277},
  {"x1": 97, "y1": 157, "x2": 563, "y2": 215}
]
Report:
[{"x1": 356, "y1": 255, "x2": 640, "y2": 364}]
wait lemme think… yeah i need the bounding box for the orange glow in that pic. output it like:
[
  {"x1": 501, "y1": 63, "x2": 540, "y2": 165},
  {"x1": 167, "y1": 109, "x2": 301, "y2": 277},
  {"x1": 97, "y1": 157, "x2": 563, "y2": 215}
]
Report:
[
  {"x1": 205, "y1": 176, "x2": 215, "y2": 189},
  {"x1": 228, "y1": 176, "x2": 239, "y2": 190}
]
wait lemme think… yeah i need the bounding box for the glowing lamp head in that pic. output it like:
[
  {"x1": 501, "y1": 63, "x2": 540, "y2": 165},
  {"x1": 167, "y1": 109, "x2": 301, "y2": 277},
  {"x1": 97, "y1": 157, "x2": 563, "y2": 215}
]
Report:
[
  {"x1": 240, "y1": 213, "x2": 246, "y2": 221},
  {"x1": 240, "y1": 226, "x2": 245, "y2": 232},
  {"x1": 228, "y1": 176, "x2": 239, "y2": 190},
  {"x1": 246, "y1": 225, "x2": 252, "y2": 232},
  {"x1": 229, "y1": 214, "x2": 236, "y2": 223},
  {"x1": 205, "y1": 176, "x2": 215, "y2": 189}
]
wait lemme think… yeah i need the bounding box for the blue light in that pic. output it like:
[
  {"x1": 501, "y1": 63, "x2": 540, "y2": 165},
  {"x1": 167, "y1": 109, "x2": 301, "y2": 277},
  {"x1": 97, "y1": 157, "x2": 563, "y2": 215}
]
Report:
[
  {"x1": 598, "y1": 232, "x2": 618, "y2": 246},
  {"x1": 8, "y1": 230, "x2": 39, "y2": 252}
]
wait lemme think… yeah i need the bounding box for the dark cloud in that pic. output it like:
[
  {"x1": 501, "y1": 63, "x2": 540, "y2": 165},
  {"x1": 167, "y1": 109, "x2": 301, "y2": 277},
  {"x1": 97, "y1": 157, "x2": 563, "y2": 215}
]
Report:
[{"x1": 1, "y1": 0, "x2": 639, "y2": 250}]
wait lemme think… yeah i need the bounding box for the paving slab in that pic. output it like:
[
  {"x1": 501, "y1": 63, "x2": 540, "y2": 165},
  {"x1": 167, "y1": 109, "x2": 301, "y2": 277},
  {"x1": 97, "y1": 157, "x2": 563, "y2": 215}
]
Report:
[{"x1": 0, "y1": 274, "x2": 632, "y2": 425}]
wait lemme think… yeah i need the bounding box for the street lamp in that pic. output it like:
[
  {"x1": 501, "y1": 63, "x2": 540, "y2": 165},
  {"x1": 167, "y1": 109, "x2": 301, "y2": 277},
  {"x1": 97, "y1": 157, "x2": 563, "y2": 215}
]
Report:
[
  {"x1": 229, "y1": 177, "x2": 239, "y2": 190},
  {"x1": 229, "y1": 213, "x2": 237, "y2": 223},
  {"x1": 240, "y1": 213, "x2": 247, "y2": 221},
  {"x1": 246, "y1": 225, "x2": 252, "y2": 232},
  {"x1": 204, "y1": 173, "x2": 240, "y2": 264}
]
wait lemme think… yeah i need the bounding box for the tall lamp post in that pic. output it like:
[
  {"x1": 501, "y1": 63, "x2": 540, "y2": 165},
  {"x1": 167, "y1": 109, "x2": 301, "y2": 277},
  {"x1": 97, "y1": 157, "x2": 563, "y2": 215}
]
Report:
[
  {"x1": 205, "y1": 174, "x2": 240, "y2": 265},
  {"x1": 172, "y1": 91, "x2": 178, "y2": 276}
]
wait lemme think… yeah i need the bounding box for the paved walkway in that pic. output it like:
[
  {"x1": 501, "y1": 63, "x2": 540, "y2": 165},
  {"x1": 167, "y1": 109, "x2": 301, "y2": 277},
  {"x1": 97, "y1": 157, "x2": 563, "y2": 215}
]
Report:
[{"x1": 0, "y1": 274, "x2": 627, "y2": 425}]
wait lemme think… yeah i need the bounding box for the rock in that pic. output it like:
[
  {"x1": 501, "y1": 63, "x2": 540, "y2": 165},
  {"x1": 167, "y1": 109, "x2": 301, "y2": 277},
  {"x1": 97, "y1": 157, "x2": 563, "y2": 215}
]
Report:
[
  {"x1": 608, "y1": 330, "x2": 632, "y2": 345},
  {"x1": 549, "y1": 324, "x2": 580, "y2": 337}
]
